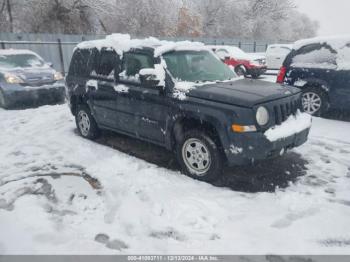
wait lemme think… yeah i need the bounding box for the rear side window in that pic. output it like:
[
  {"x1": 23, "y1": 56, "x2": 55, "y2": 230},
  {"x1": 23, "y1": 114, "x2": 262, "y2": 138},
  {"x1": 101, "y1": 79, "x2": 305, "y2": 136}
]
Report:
[
  {"x1": 291, "y1": 44, "x2": 337, "y2": 69},
  {"x1": 69, "y1": 49, "x2": 96, "y2": 77},
  {"x1": 94, "y1": 48, "x2": 119, "y2": 79},
  {"x1": 119, "y1": 52, "x2": 154, "y2": 83}
]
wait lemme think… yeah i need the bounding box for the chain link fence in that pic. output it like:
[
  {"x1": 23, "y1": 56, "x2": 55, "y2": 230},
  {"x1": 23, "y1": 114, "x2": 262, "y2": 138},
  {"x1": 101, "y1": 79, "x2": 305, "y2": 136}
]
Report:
[{"x1": 0, "y1": 32, "x2": 281, "y2": 75}]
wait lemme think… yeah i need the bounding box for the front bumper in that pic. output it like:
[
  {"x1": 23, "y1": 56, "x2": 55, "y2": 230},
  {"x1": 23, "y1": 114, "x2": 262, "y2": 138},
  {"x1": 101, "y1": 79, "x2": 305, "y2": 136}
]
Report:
[
  {"x1": 224, "y1": 127, "x2": 310, "y2": 166},
  {"x1": 1, "y1": 82, "x2": 65, "y2": 108},
  {"x1": 246, "y1": 66, "x2": 267, "y2": 76}
]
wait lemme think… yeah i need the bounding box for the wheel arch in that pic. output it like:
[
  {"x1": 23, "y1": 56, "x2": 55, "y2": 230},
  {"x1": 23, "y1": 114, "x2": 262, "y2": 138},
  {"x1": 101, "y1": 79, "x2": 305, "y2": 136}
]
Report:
[
  {"x1": 299, "y1": 78, "x2": 331, "y2": 104},
  {"x1": 69, "y1": 94, "x2": 89, "y2": 116},
  {"x1": 168, "y1": 115, "x2": 229, "y2": 162}
]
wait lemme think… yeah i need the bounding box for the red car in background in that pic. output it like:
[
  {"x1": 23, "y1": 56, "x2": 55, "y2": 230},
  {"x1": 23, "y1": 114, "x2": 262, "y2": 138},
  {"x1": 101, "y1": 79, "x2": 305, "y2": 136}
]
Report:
[{"x1": 210, "y1": 45, "x2": 267, "y2": 79}]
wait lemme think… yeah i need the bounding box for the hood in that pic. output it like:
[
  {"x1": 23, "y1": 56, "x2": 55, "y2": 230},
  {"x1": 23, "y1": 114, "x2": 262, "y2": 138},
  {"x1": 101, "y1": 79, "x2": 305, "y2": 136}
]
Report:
[
  {"x1": 187, "y1": 79, "x2": 300, "y2": 107},
  {"x1": 0, "y1": 66, "x2": 56, "y2": 85}
]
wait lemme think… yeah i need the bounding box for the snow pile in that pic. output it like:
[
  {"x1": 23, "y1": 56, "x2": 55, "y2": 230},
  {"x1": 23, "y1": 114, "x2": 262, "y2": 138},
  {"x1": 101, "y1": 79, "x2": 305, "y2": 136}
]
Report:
[
  {"x1": 264, "y1": 111, "x2": 312, "y2": 142},
  {"x1": 172, "y1": 82, "x2": 196, "y2": 100},
  {"x1": 139, "y1": 63, "x2": 166, "y2": 87},
  {"x1": 293, "y1": 35, "x2": 350, "y2": 70},
  {"x1": 153, "y1": 41, "x2": 208, "y2": 57},
  {"x1": 76, "y1": 34, "x2": 162, "y2": 56}
]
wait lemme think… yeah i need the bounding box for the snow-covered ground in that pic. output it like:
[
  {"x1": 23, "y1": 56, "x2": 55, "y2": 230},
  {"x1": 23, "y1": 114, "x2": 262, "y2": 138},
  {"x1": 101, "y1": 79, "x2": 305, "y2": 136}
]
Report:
[{"x1": 1, "y1": 78, "x2": 350, "y2": 254}]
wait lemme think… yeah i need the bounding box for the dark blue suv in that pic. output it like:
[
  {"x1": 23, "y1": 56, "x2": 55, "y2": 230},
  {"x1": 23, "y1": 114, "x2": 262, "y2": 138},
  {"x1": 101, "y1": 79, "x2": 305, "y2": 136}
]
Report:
[
  {"x1": 277, "y1": 36, "x2": 350, "y2": 116},
  {"x1": 66, "y1": 35, "x2": 311, "y2": 182}
]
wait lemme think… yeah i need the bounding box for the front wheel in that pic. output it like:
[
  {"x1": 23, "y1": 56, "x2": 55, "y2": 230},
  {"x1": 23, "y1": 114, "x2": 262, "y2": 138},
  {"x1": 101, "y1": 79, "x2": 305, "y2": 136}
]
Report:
[
  {"x1": 75, "y1": 104, "x2": 100, "y2": 139},
  {"x1": 234, "y1": 65, "x2": 247, "y2": 77},
  {"x1": 176, "y1": 130, "x2": 224, "y2": 182}
]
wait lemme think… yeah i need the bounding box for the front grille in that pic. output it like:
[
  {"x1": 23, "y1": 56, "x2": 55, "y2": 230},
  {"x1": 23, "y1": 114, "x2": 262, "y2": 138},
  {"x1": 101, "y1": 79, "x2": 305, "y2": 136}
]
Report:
[{"x1": 273, "y1": 98, "x2": 300, "y2": 125}]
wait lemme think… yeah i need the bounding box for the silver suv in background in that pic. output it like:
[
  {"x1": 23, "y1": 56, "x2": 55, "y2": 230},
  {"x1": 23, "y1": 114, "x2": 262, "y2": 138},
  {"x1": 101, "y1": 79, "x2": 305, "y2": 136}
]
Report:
[
  {"x1": 0, "y1": 49, "x2": 65, "y2": 109},
  {"x1": 266, "y1": 44, "x2": 293, "y2": 69}
]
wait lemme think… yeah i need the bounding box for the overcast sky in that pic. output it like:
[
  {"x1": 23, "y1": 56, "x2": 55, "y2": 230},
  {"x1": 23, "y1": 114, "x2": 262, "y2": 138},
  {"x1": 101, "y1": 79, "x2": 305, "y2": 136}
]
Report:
[{"x1": 294, "y1": 0, "x2": 350, "y2": 36}]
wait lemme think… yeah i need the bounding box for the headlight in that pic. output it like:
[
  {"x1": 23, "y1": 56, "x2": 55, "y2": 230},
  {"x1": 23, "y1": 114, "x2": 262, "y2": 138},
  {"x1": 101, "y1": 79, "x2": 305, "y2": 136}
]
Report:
[
  {"x1": 256, "y1": 106, "x2": 269, "y2": 126},
  {"x1": 4, "y1": 73, "x2": 24, "y2": 84},
  {"x1": 54, "y1": 72, "x2": 64, "y2": 81}
]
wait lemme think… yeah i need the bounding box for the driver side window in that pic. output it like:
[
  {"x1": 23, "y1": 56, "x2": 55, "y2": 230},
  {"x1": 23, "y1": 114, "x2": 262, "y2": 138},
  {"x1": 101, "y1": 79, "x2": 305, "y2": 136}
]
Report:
[{"x1": 120, "y1": 52, "x2": 154, "y2": 84}]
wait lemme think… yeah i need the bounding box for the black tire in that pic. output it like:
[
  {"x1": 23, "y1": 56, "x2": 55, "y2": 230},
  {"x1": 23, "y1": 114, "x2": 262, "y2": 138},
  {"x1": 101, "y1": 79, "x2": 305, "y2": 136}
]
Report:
[
  {"x1": 75, "y1": 104, "x2": 100, "y2": 139},
  {"x1": 0, "y1": 89, "x2": 9, "y2": 109},
  {"x1": 234, "y1": 65, "x2": 247, "y2": 77},
  {"x1": 176, "y1": 130, "x2": 224, "y2": 182},
  {"x1": 301, "y1": 86, "x2": 329, "y2": 116},
  {"x1": 251, "y1": 73, "x2": 260, "y2": 79}
]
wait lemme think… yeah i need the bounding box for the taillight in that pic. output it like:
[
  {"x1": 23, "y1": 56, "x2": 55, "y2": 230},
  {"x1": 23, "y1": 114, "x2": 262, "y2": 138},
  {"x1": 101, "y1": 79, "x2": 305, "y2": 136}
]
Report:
[{"x1": 277, "y1": 66, "x2": 287, "y2": 83}]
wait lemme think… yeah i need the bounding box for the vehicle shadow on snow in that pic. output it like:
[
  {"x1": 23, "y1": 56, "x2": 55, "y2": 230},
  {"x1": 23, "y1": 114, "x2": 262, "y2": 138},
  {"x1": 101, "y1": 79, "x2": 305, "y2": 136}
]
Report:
[{"x1": 95, "y1": 130, "x2": 308, "y2": 193}]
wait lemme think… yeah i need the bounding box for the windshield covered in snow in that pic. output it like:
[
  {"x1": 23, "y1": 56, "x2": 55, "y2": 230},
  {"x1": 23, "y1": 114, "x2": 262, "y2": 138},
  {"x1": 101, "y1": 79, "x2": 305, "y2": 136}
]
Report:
[
  {"x1": 163, "y1": 50, "x2": 236, "y2": 82},
  {"x1": 0, "y1": 54, "x2": 45, "y2": 69}
]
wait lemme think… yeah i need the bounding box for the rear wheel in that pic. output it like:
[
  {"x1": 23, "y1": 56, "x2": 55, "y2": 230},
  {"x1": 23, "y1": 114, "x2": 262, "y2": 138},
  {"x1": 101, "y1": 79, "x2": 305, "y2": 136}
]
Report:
[
  {"x1": 75, "y1": 104, "x2": 100, "y2": 139},
  {"x1": 176, "y1": 130, "x2": 223, "y2": 182},
  {"x1": 301, "y1": 87, "x2": 329, "y2": 116}
]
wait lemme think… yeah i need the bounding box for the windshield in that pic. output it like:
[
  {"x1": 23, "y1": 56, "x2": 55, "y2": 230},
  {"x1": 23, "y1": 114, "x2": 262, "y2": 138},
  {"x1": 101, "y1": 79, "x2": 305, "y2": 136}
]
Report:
[
  {"x1": 0, "y1": 54, "x2": 45, "y2": 69},
  {"x1": 163, "y1": 50, "x2": 236, "y2": 82}
]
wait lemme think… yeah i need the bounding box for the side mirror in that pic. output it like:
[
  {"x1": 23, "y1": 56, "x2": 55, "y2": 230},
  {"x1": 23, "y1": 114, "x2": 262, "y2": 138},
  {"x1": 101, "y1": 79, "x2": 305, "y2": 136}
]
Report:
[
  {"x1": 139, "y1": 68, "x2": 163, "y2": 89},
  {"x1": 47, "y1": 62, "x2": 53, "y2": 67}
]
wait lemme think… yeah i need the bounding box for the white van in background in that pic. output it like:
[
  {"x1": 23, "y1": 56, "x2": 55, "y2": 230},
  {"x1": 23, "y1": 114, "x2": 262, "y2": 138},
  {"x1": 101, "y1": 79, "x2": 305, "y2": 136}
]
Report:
[{"x1": 266, "y1": 44, "x2": 293, "y2": 69}]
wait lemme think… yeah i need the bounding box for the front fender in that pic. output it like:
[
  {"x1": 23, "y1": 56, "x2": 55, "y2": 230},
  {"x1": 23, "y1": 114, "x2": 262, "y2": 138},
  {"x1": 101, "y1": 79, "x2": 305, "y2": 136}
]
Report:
[{"x1": 164, "y1": 101, "x2": 242, "y2": 152}]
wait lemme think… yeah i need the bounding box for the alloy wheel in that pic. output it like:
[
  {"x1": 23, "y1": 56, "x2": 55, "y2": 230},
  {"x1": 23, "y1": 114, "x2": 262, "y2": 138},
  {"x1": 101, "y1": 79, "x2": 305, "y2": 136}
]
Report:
[{"x1": 302, "y1": 92, "x2": 322, "y2": 115}]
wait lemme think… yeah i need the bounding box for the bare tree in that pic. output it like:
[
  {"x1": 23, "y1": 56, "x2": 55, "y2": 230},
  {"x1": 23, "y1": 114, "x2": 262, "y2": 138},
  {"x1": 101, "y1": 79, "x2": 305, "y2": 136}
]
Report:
[{"x1": 0, "y1": 0, "x2": 319, "y2": 41}]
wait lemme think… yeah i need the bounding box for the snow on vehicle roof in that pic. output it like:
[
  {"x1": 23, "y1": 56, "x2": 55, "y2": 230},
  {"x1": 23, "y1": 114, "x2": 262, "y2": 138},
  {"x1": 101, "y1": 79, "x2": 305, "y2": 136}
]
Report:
[
  {"x1": 0, "y1": 49, "x2": 39, "y2": 56},
  {"x1": 76, "y1": 34, "x2": 209, "y2": 57},
  {"x1": 293, "y1": 35, "x2": 350, "y2": 50}
]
